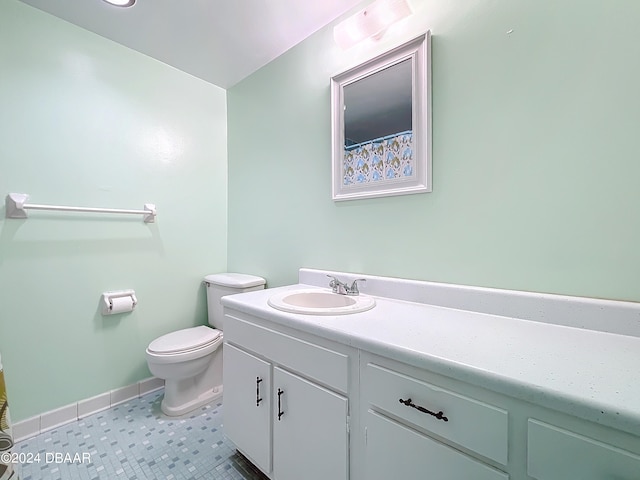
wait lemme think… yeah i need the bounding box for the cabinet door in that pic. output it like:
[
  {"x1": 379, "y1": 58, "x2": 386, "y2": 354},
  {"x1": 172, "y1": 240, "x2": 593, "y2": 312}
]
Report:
[
  {"x1": 273, "y1": 367, "x2": 348, "y2": 480},
  {"x1": 223, "y1": 343, "x2": 272, "y2": 473},
  {"x1": 528, "y1": 419, "x2": 640, "y2": 480},
  {"x1": 365, "y1": 410, "x2": 508, "y2": 480}
]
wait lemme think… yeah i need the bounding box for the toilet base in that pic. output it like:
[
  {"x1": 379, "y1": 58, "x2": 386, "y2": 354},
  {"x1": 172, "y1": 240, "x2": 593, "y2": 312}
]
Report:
[
  {"x1": 161, "y1": 384, "x2": 223, "y2": 416},
  {"x1": 151, "y1": 339, "x2": 224, "y2": 417}
]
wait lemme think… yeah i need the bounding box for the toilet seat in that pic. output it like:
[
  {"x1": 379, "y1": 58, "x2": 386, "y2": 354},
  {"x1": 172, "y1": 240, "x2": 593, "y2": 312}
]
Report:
[{"x1": 148, "y1": 326, "x2": 222, "y2": 355}]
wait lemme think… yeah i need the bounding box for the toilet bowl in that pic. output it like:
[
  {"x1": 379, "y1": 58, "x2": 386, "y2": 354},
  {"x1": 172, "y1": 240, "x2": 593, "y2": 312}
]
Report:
[
  {"x1": 146, "y1": 326, "x2": 223, "y2": 416},
  {"x1": 146, "y1": 273, "x2": 266, "y2": 416}
]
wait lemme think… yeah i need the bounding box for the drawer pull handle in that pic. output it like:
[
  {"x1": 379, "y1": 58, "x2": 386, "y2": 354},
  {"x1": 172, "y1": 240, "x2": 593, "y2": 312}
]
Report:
[
  {"x1": 399, "y1": 398, "x2": 449, "y2": 422},
  {"x1": 277, "y1": 388, "x2": 285, "y2": 420},
  {"x1": 256, "y1": 377, "x2": 263, "y2": 406}
]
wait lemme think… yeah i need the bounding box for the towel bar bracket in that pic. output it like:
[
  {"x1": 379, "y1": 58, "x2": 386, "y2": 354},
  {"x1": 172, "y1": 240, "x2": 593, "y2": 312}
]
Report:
[{"x1": 5, "y1": 193, "x2": 28, "y2": 219}]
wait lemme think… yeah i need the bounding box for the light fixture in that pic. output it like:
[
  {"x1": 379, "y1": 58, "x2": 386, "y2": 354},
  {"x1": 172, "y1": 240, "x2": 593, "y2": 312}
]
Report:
[
  {"x1": 102, "y1": 0, "x2": 136, "y2": 7},
  {"x1": 333, "y1": 0, "x2": 412, "y2": 50}
]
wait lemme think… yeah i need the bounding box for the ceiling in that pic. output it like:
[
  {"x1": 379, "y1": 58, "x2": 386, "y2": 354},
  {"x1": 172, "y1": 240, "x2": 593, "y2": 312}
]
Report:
[{"x1": 18, "y1": 0, "x2": 364, "y2": 89}]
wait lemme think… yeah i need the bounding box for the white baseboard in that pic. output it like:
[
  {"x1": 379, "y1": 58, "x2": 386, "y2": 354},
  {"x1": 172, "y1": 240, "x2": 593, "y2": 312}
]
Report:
[{"x1": 12, "y1": 377, "x2": 165, "y2": 443}]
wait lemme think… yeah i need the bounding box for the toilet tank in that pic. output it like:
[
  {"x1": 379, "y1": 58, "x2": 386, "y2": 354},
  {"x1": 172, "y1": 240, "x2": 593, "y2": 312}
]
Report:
[{"x1": 204, "y1": 273, "x2": 266, "y2": 330}]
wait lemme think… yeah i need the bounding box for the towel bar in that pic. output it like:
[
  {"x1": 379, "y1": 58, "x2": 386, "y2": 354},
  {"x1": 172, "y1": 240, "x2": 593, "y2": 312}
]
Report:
[{"x1": 5, "y1": 193, "x2": 156, "y2": 223}]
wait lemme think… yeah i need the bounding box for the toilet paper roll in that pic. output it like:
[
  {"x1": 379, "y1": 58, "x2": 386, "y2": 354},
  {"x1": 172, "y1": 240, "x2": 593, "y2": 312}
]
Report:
[{"x1": 110, "y1": 296, "x2": 135, "y2": 314}]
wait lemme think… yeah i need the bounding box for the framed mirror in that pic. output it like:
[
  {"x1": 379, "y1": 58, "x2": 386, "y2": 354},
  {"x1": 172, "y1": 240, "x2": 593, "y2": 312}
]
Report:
[{"x1": 331, "y1": 32, "x2": 431, "y2": 201}]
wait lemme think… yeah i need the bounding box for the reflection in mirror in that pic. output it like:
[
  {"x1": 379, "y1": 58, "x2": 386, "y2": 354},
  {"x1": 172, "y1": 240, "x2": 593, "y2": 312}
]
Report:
[
  {"x1": 331, "y1": 33, "x2": 431, "y2": 201},
  {"x1": 344, "y1": 58, "x2": 412, "y2": 147}
]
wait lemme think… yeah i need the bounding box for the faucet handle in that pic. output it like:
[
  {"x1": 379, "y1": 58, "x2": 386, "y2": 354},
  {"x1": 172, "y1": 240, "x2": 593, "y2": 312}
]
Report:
[
  {"x1": 348, "y1": 279, "x2": 366, "y2": 296},
  {"x1": 327, "y1": 275, "x2": 346, "y2": 294}
]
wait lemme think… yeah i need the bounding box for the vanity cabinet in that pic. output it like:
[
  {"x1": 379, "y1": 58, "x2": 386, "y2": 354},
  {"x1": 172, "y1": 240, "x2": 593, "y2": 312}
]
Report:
[
  {"x1": 220, "y1": 270, "x2": 640, "y2": 480},
  {"x1": 361, "y1": 354, "x2": 509, "y2": 480},
  {"x1": 223, "y1": 311, "x2": 351, "y2": 480},
  {"x1": 224, "y1": 316, "x2": 640, "y2": 480}
]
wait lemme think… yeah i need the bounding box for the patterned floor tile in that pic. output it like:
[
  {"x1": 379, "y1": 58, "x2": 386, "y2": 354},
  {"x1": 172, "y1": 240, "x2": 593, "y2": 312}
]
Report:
[{"x1": 15, "y1": 391, "x2": 268, "y2": 480}]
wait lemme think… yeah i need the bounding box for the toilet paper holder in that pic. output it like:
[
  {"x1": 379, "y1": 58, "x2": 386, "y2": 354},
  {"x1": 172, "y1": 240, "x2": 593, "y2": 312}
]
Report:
[{"x1": 101, "y1": 290, "x2": 137, "y2": 315}]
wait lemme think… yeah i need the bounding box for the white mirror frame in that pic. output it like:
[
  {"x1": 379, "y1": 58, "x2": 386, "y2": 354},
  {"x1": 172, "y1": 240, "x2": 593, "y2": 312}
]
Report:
[{"x1": 331, "y1": 32, "x2": 431, "y2": 201}]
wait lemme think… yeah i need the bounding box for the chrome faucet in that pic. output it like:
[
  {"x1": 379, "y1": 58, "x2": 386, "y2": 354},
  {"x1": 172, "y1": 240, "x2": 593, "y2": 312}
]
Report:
[
  {"x1": 327, "y1": 275, "x2": 348, "y2": 294},
  {"x1": 327, "y1": 275, "x2": 366, "y2": 296},
  {"x1": 347, "y1": 278, "x2": 366, "y2": 296}
]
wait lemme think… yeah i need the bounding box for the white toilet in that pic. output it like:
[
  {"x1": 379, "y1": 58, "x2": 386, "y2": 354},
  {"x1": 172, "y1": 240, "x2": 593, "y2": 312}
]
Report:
[{"x1": 146, "y1": 273, "x2": 266, "y2": 416}]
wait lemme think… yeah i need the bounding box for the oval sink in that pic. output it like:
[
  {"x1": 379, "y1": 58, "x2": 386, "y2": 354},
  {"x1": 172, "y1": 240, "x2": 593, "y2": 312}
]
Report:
[{"x1": 268, "y1": 289, "x2": 375, "y2": 315}]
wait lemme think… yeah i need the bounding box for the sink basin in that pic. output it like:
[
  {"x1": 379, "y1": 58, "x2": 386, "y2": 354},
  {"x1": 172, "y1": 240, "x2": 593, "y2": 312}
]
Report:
[{"x1": 267, "y1": 289, "x2": 375, "y2": 315}]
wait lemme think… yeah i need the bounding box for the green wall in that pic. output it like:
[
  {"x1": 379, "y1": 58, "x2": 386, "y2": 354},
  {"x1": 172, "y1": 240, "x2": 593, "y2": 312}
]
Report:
[
  {"x1": 228, "y1": 0, "x2": 640, "y2": 301},
  {"x1": 4, "y1": 0, "x2": 640, "y2": 423},
  {"x1": 0, "y1": 1, "x2": 228, "y2": 421}
]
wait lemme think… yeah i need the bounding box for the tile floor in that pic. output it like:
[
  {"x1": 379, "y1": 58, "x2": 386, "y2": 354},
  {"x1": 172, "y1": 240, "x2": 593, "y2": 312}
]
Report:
[{"x1": 15, "y1": 390, "x2": 268, "y2": 480}]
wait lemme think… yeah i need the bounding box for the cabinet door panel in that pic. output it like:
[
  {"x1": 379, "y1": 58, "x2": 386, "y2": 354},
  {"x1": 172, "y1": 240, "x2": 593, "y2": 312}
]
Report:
[
  {"x1": 273, "y1": 367, "x2": 348, "y2": 480},
  {"x1": 365, "y1": 410, "x2": 508, "y2": 480},
  {"x1": 223, "y1": 343, "x2": 272, "y2": 473},
  {"x1": 528, "y1": 419, "x2": 640, "y2": 480}
]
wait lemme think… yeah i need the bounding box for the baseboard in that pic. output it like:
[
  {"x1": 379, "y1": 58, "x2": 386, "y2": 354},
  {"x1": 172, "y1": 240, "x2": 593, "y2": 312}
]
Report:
[{"x1": 12, "y1": 377, "x2": 165, "y2": 443}]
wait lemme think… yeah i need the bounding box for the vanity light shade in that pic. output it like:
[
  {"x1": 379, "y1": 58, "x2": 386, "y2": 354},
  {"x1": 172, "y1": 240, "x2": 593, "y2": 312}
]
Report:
[
  {"x1": 334, "y1": 0, "x2": 412, "y2": 50},
  {"x1": 102, "y1": 0, "x2": 136, "y2": 6}
]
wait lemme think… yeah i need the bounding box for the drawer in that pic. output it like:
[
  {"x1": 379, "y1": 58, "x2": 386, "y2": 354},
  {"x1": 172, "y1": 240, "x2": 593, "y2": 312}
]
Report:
[
  {"x1": 224, "y1": 313, "x2": 349, "y2": 393},
  {"x1": 365, "y1": 410, "x2": 508, "y2": 480},
  {"x1": 363, "y1": 362, "x2": 508, "y2": 465},
  {"x1": 528, "y1": 419, "x2": 640, "y2": 480}
]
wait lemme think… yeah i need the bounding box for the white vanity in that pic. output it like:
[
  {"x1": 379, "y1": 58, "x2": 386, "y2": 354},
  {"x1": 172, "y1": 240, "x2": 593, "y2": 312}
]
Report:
[{"x1": 221, "y1": 268, "x2": 640, "y2": 480}]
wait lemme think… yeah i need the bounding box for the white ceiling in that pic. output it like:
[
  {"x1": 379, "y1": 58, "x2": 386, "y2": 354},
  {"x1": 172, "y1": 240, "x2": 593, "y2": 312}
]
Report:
[{"x1": 18, "y1": 0, "x2": 364, "y2": 89}]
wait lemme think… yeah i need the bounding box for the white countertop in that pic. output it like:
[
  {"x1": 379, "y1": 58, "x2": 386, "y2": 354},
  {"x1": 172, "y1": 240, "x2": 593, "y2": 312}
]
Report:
[{"x1": 221, "y1": 277, "x2": 640, "y2": 437}]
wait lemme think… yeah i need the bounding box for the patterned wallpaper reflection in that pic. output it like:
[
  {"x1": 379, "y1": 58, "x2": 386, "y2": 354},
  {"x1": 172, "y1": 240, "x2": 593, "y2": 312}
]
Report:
[{"x1": 343, "y1": 131, "x2": 413, "y2": 186}]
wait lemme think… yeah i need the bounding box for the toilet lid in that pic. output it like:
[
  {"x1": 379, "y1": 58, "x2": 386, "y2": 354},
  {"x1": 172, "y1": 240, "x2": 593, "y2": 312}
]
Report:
[{"x1": 148, "y1": 326, "x2": 221, "y2": 354}]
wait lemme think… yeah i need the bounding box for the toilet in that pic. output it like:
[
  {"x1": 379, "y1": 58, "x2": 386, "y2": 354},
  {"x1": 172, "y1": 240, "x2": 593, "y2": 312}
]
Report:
[{"x1": 146, "y1": 273, "x2": 266, "y2": 416}]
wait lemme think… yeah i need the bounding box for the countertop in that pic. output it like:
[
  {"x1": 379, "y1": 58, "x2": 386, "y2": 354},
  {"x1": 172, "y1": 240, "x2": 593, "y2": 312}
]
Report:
[{"x1": 221, "y1": 283, "x2": 640, "y2": 437}]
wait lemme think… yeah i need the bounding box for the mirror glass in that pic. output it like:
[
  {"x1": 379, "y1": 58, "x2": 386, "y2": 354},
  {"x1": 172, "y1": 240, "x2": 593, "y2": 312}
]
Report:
[
  {"x1": 331, "y1": 33, "x2": 431, "y2": 201},
  {"x1": 343, "y1": 58, "x2": 412, "y2": 148}
]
